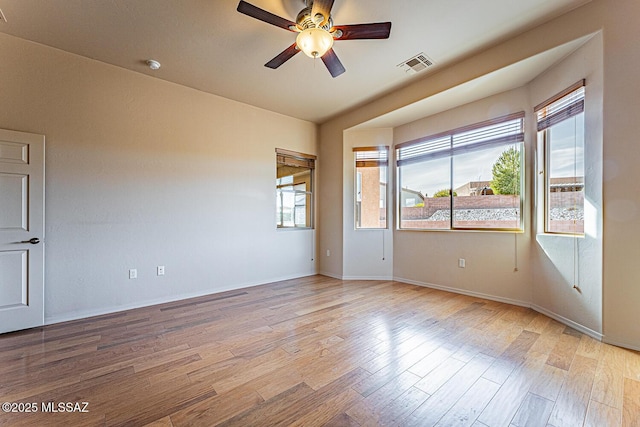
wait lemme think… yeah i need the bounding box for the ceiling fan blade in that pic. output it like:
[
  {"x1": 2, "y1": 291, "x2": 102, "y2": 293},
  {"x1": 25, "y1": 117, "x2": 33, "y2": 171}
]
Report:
[
  {"x1": 237, "y1": 1, "x2": 297, "y2": 32},
  {"x1": 333, "y1": 22, "x2": 392, "y2": 40},
  {"x1": 265, "y1": 43, "x2": 300, "y2": 69},
  {"x1": 311, "y1": 0, "x2": 335, "y2": 26},
  {"x1": 321, "y1": 48, "x2": 346, "y2": 78}
]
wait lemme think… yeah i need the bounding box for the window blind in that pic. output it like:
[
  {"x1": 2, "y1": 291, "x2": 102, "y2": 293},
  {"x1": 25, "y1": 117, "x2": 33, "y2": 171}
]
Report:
[
  {"x1": 396, "y1": 112, "x2": 525, "y2": 167},
  {"x1": 276, "y1": 148, "x2": 316, "y2": 169},
  {"x1": 353, "y1": 146, "x2": 389, "y2": 168},
  {"x1": 535, "y1": 80, "x2": 585, "y2": 132}
]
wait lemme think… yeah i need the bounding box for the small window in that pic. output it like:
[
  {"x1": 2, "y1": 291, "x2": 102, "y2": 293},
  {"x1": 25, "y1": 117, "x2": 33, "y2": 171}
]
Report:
[
  {"x1": 276, "y1": 148, "x2": 315, "y2": 228},
  {"x1": 535, "y1": 81, "x2": 585, "y2": 235},
  {"x1": 396, "y1": 113, "x2": 525, "y2": 231},
  {"x1": 354, "y1": 146, "x2": 388, "y2": 229}
]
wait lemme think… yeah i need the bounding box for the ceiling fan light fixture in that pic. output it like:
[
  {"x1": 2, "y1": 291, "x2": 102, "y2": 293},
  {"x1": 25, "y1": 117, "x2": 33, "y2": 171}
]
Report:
[
  {"x1": 296, "y1": 27, "x2": 334, "y2": 59},
  {"x1": 237, "y1": 0, "x2": 392, "y2": 77}
]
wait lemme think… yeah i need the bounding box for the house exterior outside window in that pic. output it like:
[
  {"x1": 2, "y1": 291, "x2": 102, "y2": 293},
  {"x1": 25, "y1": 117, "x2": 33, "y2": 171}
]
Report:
[{"x1": 276, "y1": 148, "x2": 315, "y2": 229}]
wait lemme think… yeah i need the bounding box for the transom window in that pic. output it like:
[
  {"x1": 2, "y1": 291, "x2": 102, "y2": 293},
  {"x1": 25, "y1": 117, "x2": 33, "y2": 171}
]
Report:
[{"x1": 396, "y1": 112, "x2": 525, "y2": 231}]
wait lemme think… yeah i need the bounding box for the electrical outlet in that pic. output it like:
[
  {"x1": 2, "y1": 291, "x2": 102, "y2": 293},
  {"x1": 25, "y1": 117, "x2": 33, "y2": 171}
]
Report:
[
  {"x1": 326, "y1": 250, "x2": 331, "y2": 257},
  {"x1": 157, "y1": 266, "x2": 165, "y2": 276},
  {"x1": 129, "y1": 269, "x2": 137, "y2": 279},
  {"x1": 458, "y1": 258, "x2": 466, "y2": 268}
]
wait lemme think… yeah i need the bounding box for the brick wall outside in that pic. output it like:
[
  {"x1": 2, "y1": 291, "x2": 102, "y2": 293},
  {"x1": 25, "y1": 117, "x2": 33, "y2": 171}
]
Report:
[
  {"x1": 549, "y1": 191, "x2": 584, "y2": 209},
  {"x1": 399, "y1": 219, "x2": 521, "y2": 229},
  {"x1": 395, "y1": 193, "x2": 584, "y2": 231},
  {"x1": 399, "y1": 193, "x2": 583, "y2": 219},
  {"x1": 548, "y1": 221, "x2": 584, "y2": 234},
  {"x1": 400, "y1": 195, "x2": 520, "y2": 220}
]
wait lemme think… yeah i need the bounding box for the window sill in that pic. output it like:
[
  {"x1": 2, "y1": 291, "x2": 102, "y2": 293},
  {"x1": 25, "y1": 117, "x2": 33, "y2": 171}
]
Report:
[
  {"x1": 396, "y1": 228, "x2": 525, "y2": 234},
  {"x1": 277, "y1": 227, "x2": 314, "y2": 231}
]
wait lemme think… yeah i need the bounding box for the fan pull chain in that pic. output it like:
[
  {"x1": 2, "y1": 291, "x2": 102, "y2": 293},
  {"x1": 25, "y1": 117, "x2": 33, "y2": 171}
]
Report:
[
  {"x1": 514, "y1": 232, "x2": 518, "y2": 272},
  {"x1": 572, "y1": 117, "x2": 580, "y2": 292}
]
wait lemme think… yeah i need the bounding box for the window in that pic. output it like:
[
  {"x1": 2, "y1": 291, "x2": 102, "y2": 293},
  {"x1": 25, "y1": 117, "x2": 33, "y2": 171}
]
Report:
[
  {"x1": 354, "y1": 146, "x2": 388, "y2": 229},
  {"x1": 276, "y1": 148, "x2": 315, "y2": 228},
  {"x1": 536, "y1": 80, "x2": 585, "y2": 235},
  {"x1": 396, "y1": 112, "x2": 525, "y2": 231}
]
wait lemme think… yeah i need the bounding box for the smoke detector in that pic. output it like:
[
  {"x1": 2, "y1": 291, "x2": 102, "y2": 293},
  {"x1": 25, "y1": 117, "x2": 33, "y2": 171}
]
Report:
[
  {"x1": 146, "y1": 59, "x2": 161, "y2": 70},
  {"x1": 398, "y1": 53, "x2": 434, "y2": 74}
]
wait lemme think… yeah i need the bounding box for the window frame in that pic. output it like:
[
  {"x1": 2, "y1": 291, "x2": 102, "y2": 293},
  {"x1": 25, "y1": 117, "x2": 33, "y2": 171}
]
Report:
[
  {"x1": 535, "y1": 80, "x2": 586, "y2": 236},
  {"x1": 276, "y1": 148, "x2": 315, "y2": 229},
  {"x1": 353, "y1": 146, "x2": 389, "y2": 230},
  {"x1": 395, "y1": 112, "x2": 525, "y2": 232}
]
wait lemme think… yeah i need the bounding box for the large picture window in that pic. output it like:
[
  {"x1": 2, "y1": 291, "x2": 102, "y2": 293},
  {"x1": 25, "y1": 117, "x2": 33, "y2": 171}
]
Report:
[
  {"x1": 276, "y1": 148, "x2": 315, "y2": 228},
  {"x1": 354, "y1": 146, "x2": 388, "y2": 229},
  {"x1": 535, "y1": 81, "x2": 585, "y2": 235},
  {"x1": 396, "y1": 112, "x2": 525, "y2": 231}
]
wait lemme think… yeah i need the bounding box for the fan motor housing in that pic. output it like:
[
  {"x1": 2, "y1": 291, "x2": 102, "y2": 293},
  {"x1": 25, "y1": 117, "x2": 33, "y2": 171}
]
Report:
[{"x1": 296, "y1": 6, "x2": 332, "y2": 31}]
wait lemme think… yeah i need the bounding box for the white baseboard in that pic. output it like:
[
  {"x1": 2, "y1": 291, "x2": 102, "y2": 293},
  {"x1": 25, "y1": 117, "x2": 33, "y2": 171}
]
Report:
[
  {"x1": 601, "y1": 337, "x2": 640, "y2": 352},
  {"x1": 44, "y1": 272, "x2": 317, "y2": 326},
  {"x1": 395, "y1": 276, "x2": 605, "y2": 343},
  {"x1": 318, "y1": 271, "x2": 343, "y2": 280},
  {"x1": 45, "y1": 273, "x2": 624, "y2": 350},
  {"x1": 342, "y1": 276, "x2": 394, "y2": 281},
  {"x1": 394, "y1": 277, "x2": 530, "y2": 308},
  {"x1": 531, "y1": 304, "x2": 603, "y2": 341},
  {"x1": 319, "y1": 273, "x2": 394, "y2": 281}
]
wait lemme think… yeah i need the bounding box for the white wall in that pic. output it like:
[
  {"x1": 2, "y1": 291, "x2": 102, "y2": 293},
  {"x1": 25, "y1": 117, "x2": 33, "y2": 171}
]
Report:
[
  {"x1": 600, "y1": 0, "x2": 640, "y2": 350},
  {"x1": 391, "y1": 36, "x2": 604, "y2": 336},
  {"x1": 392, "y1": 88, "x2": 533, "y2": 306},
  {"x1": 318, "y1": 117, "x2": 346, "y2": 279},
  {"x1": 342, "y1": 128, "x2": 394, "y2": 280},
  {"x1": 319, "y1": 0, "x2": 604, "y2": 285},
  {"x1": 319, "y1": 0, "x2": 640, "y2": 349},
  {"x1": 0, "y1": 33, "x2": 317, "y2": 323},
  {"x1": 529, "y1": 34, "x2": 603, "y2": 337}
]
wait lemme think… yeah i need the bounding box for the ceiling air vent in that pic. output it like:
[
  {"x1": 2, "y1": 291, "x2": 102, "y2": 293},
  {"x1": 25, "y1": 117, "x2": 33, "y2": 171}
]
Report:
[{"x1": 398, "y1": 53, "x2": 434, "y2": 74}]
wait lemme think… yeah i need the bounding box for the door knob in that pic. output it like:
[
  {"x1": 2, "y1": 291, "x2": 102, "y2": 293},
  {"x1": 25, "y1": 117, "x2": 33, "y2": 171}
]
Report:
[{"x1": 21, "y1": 238, "x2": 40, "y2": 244}]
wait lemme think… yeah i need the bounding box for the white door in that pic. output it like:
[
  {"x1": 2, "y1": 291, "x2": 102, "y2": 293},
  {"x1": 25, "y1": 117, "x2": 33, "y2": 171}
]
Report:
[{"x1": 0, "y1": 128, "x2": 45, "y2": 334}]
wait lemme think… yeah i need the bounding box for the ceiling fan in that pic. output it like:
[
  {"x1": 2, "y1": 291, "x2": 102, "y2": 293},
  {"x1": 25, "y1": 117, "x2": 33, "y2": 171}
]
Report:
[{"x1": 237, "y1": 0, "x2": 392, "y2": 78}]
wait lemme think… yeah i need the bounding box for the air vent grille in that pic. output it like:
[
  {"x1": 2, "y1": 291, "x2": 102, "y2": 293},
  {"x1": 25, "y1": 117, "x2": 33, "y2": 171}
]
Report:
[{"x1": 398, "y1": 53, "x2": 434, "y2": 74}]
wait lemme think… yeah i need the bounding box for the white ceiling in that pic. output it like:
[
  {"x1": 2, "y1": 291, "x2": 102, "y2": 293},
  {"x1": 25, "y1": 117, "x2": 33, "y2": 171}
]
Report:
[{"x1": 0, "y1": 0, "x2": 591, "y2": 123}]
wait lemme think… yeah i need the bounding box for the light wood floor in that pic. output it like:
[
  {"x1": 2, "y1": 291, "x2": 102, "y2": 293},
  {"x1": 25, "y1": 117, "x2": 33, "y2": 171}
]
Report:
[{"x1": 1, "y1": 275, "x2": 639, "y2": 426}]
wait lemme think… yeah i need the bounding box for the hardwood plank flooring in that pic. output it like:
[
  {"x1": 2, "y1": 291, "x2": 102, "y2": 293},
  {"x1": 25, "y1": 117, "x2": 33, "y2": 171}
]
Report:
[{"x1": 1, "y1": 275, "x2": 639, "y2": 426}]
